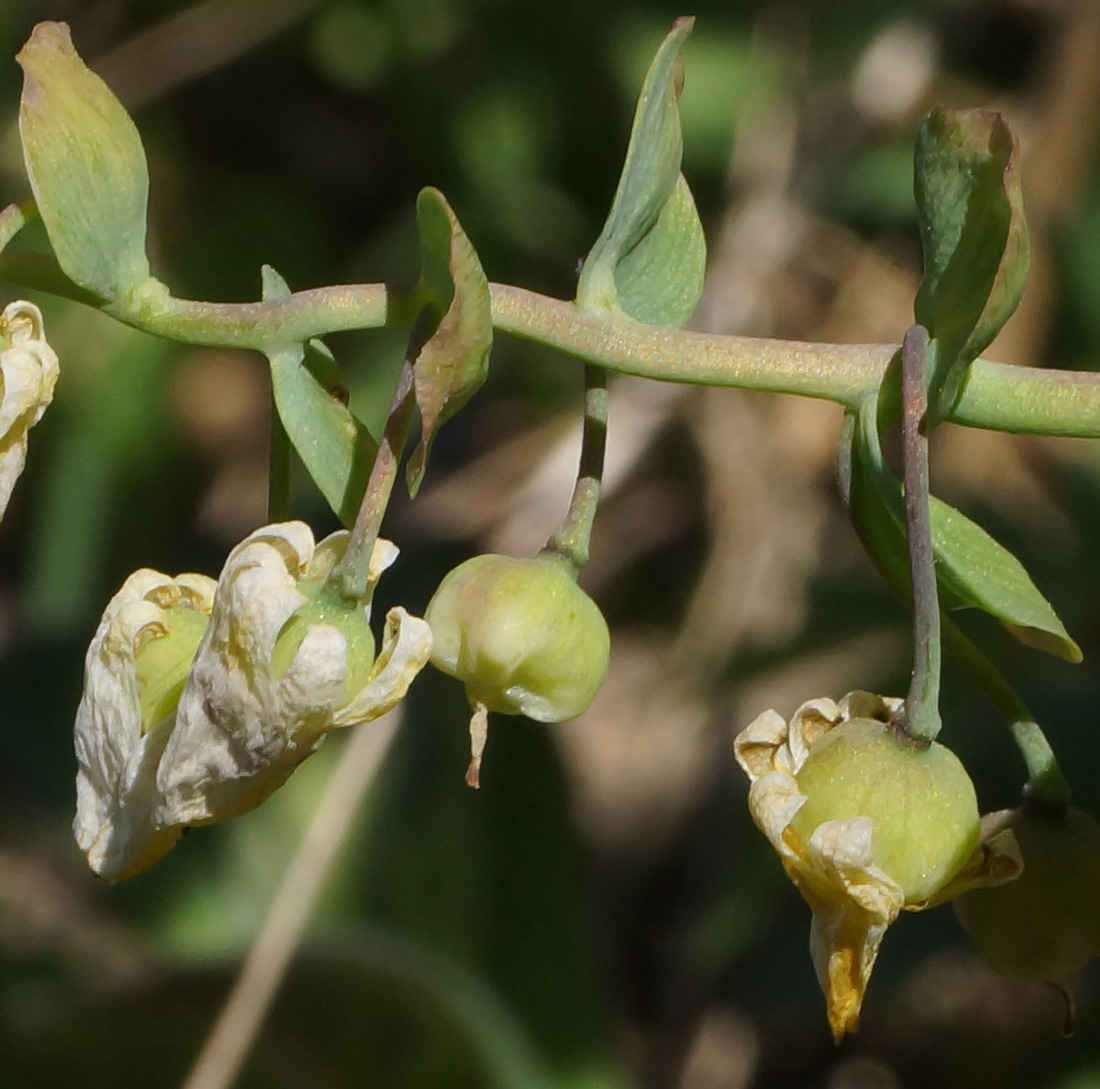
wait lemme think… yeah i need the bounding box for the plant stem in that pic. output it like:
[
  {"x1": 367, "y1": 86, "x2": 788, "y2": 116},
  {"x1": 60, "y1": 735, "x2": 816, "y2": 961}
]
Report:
[
  {"x1": 331, "y1": 309, "x2": 430, "y2": 600},
  {"x1": 3, "y1": 255, "x2": 1100, "y2": 437},
  {"x1": 545, "y1": 365, "x2": 608, "y2": 571},
  {"x1": 901, "y1": 325, "x2": 942, "y2": 743},
  {"x1": 942, "y1": 617, "x2": 1071, "y2": 809}
]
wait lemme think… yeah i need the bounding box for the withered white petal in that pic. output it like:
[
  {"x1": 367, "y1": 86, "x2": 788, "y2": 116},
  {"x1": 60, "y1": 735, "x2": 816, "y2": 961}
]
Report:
[
  {"x1": 0, "y1": 300, "x2": 59, "y2": 520},
  {"x1": 333, "y1": 605, "x2": 433, "y2": 727},
  {"x1": 155, "y1": 521, "x2": 430, "y2": 828},
  {"x1": 73, "y1": 568, "x2": 216, "y2": 881}
]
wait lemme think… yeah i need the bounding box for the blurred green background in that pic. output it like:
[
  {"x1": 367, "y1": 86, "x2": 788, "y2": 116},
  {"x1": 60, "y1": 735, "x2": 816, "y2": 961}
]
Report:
[{"x1": 2, "y1": 0, "x2": 1100, "y2": 1086}]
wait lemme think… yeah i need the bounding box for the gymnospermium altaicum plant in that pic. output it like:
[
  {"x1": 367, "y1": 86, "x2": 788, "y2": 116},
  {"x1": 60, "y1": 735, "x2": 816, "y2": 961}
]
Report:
[{"x1": 3, "y1": 14, "x2": 1100, "y2": 1059}]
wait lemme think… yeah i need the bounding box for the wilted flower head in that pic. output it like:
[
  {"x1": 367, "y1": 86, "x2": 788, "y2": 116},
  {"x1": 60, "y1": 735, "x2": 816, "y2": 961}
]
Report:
[
  {"x1": 74, "y1": 568, "x2": 217, "y2": 881},
  {"x1": 74, "y1": 521, "x2": 432, "y2": 881},
  {"x1": 155, "y1": 521, "x2": 432, "y2": 828},
  {"x1": 0, "y1": 300, "x2": 59, "y2": 520},
  {"x1": 735, "y1": 691, "x2": 1019, "y2": 1041}
]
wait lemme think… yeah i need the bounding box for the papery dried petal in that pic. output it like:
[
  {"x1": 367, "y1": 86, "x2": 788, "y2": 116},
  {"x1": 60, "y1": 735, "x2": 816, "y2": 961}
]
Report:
[
  {"x1": 74, "y1": 569, "x2": 216, "y2": 880},
  {"x1": 734, "y1": 691, "x2": 987, "y2": 1041},
  {"x1": 155, "y1": 522, "x2": 430, "y2": 827},
  {"x1": 0, "y1": 300, "x2": 58, "y2": 520}
]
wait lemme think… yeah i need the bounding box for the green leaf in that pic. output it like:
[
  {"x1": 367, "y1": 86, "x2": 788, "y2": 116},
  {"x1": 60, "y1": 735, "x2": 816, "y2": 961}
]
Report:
[
  {"x1": 913, "y1": 107, "x2": 1029, "y2": 421},
  {"x1": 929, "y1": 497, "x2": 1082, "y2": 663},
  {"x1": 405, "y1": 187, "x2": 492, "y2": 497},
  {"x1": 0, "y1": 202, "x2": 31, "y2": 254},
  {"x1": 575, "y1": 17, "x2": 705, "y2": 328},
  {"x1": 842, "y1": 394, "x2": 1080, "y2": 663},
  {"x1": 261, "y1": 266, "x2": 377, "y2": 527},
  {"x1": 16, "y1": 22, "x2": 153, "y2": 303}
]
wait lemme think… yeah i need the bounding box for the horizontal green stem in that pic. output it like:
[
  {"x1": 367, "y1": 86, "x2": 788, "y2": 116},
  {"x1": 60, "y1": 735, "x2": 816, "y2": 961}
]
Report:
[
  {"x1": 3, "y1": 255, "x2": 1100, "y2": 438},
  {"x1": 490, "y1": 287, "x2": 1100, "y2": 438}
]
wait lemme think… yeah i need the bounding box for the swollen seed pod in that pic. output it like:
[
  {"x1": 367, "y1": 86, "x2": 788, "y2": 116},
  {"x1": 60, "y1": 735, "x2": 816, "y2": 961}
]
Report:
[
  {"x1": 791, "y1": 717, "x2": 981, "y2": 905},
  {"x1": 955, "y1": 804, "x2": 1100, "y2": 986},
  {"x1": 734, "y1": 691, "x2": 1011, "y2": 1041},
  {"x1": 426, "y1": 552, "x2": 610, "y2": 786}
]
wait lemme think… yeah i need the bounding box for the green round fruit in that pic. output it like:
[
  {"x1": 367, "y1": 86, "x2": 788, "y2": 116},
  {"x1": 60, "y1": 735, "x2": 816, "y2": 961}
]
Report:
[
  {"x1": 426, "y1": 552, "x2": 610, "y2": 722},
  {"x1": 271, "y1": 581, "x2": 376, "y2": 700},
  {"x1": 135, "y1": 606, "x2": 210, "y2": 733},
  {"x1": 954, "y1": 804, "x2": 1100, "y2": 981},
  {"x1": 790, "y1": 717, "x2": 980, "y2": 904}
]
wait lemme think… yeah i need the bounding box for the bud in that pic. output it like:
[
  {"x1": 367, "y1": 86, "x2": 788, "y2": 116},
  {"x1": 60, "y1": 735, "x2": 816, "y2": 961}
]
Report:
[
  {"x1": 425, "y1": 552, "x2": 610, "y2": 786},
  {"x1": 17, "y1": 21, "x2": 155, "y2": 303},
  {"x1": 735, "y1": 691, "x2": 1017, "y2": 1041},
  {"x1": 0, "y1": 300, "x2": 59, "y2": 521},
  {"x1": 154, "y1": 522, "x2": 432, "y2": 828},
  {"x1": 74, "y1": 569, "x2": 217, "y2": 881},
  {"x1": 955, "y1": 804, "x2": 1100, "y2": 984}
]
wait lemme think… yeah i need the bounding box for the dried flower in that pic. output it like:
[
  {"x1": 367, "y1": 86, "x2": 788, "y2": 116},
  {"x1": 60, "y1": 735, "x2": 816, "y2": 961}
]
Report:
[
  {"x1": 735, "y1": 691, "x2": 1019, "y2": 1040},
  {"x1": 155, "y1": 521, "x2": 432, "y2": 827},
  {"x1": 74, "y1": 568, "x2": 217, "y2": 881},
  {"x1": 74, "y1": 522, "x2": 431, "y2": 881},
  {"x1": 0, "y1": 300, "x2": 59, "y2": 520}
]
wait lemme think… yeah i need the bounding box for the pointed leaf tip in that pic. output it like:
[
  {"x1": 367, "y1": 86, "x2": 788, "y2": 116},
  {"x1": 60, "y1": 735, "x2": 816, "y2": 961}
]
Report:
[
  {"x1": 262, "y1": 268, "x2": 378, "y2": 526},
  {"x1": 575, "y1": 18, "x2": 705, "y2": 329},
  {"x1": 17, "y1": 21, "x2": 152, "y2": 302},
  {"x1": 914, "y1": 107, "x2": 1029, "y2": 421},
  {"x1": 406, "y1": 188, "x2": 492, "y2": 497}
]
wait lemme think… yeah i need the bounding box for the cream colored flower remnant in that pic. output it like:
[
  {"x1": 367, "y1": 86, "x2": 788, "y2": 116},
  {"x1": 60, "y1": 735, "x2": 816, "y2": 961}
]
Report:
[
  {"x1": 156, "y1": 522, "x2": 432, "y2": 827},
  {"x1": 75, "y1": 521, "x2": 433, "y2": 881},
  {"x1": 0, "y1": 300, "x2": 59, "y2": 520},
  {"x1": 734, "y1": 691, "x2": 1021, "y2": 1041},
  {"x1": 75, "y1": 569, "x2": 218, "y2": 881}
]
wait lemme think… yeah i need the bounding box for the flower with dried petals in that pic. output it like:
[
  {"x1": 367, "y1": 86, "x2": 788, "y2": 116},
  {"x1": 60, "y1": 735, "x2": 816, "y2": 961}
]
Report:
[
  {"x1": 155, "y1": 521, "x2": 432, "y2": 828},
  {"x1": 0, "y1": 300, "x2": 59, "y2": 520},
  {"x1": 74, "y1": 568, "x2": 217, "y2": 881},
  {"x1": 734, "y1": 691, "x2": 1020, "y2": 1040}
]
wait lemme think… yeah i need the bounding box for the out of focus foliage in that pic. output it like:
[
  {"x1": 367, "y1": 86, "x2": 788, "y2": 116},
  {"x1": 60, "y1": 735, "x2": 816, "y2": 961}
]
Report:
[{"x1": 2, "y1": 1, "x2": 1100, "y2": 1087}]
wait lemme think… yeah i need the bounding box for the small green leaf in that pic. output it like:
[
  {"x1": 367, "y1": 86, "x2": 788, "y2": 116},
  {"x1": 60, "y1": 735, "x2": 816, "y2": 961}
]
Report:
[
  {"x1": 0, "y1": 202, "x2": 31, "y2": 254},
  {"x1": 16, "y1": 22, "x2": 153, "y2": 303},
  {"x1": 843, "y1": 394, "x2": 1080, "y2": 663},
  {"x1": 575, "y1": 17, "x2": 705, "y2": 329},
  {"x1": 913, "y1": 107, "x2": 1029, "y2": 421},
  {"x1": 405, "y1": 187, "x2": 492, "y2": 497},
  {"x1": 929, "y1": 497, "x2": 1082, "y2": 663},
  {"x1": 261, "y1": 266, "x2": 377, "y2": 527}
]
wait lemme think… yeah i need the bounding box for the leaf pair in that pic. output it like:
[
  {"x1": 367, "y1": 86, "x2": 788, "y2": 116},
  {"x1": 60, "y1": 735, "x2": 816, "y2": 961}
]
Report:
[
  {"x1": 914, "y1": 107, "x2": 1029, "y2": 425},
  {"x1": 575, "y1": 17, "x2": 706, "y2": 329},
  {"x1": 263, "y1": 189, "x2": 491, "y2": 526}
]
